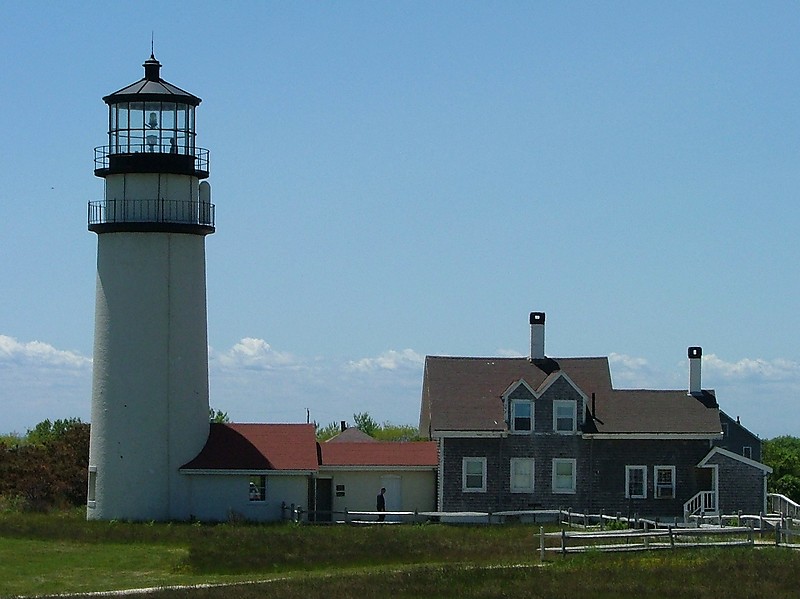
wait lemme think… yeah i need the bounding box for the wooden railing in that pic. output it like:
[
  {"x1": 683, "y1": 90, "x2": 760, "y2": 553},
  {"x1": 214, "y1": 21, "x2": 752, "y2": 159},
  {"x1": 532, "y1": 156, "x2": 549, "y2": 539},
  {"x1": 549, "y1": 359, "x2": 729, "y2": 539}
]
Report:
[
  {"x1": 683, "y1": 490, "x2": 717, "y2": 521},
  {"x1": 769, "y1": 493, "x2": 800, "y2": 519}
]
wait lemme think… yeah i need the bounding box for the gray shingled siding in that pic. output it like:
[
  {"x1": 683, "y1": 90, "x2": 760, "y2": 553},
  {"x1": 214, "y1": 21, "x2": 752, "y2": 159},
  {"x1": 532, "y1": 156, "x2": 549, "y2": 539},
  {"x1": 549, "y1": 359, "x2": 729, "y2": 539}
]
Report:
[
  {"x1": 716, "y1": 413, "x2": 762, "y2": 462},
  {"x1": 440, "y1": 435, "x2": 716, "y2": 518},
  {"x1": 585, "y1": 438, "x2": 712, "y2": 517},
  {"x1": 440, "y1": 373, "x2": 720, "y2": 518},
  {"x1": 704, "y1": 452, "x2": 768, "y2": 515}
]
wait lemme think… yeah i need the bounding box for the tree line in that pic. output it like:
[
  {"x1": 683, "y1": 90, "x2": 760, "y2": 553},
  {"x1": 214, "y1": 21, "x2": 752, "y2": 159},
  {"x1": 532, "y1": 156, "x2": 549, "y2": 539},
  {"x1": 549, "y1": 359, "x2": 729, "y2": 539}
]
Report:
[{"x1": 1, "y1": 416, "x2": 798, "y2": 512}]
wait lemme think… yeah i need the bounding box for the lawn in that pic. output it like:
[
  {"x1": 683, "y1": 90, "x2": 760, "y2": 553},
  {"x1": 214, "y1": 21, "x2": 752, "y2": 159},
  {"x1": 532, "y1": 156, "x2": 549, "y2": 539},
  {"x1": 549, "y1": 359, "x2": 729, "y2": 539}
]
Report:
[{"x1": 1, "y1": 510, "x2": 799, "y2": 598}]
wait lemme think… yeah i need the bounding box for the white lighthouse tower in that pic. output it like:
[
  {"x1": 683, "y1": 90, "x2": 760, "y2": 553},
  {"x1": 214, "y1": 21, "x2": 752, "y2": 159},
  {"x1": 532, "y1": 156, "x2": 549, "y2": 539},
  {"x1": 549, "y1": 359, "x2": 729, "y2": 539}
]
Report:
[{"x1": 87, "y1": 55, "x2": 214, "y2": 521}]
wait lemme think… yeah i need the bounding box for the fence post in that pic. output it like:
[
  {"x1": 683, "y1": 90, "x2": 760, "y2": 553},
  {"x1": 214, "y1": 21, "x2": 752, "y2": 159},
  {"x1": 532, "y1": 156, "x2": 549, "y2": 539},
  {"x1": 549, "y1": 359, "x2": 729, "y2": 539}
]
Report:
[
  {"x1": 561, "y1": 528, "x2": 567, "y2": 556},
  {"x1": 567, "y1": 508, "x2": 572, "y2": 527},
  {"x1": 644, "y1": 520, "x2": 649, "y2": 549},
  {"x1": 344, "y1": 508, "x2": 349, "y2": 524},
  {"x1": 488, "y1": 509, "x2": 492, "y2": 525},
  {"x1": 600, "y1": 510, "x2": 605, "y2": 530},
  {"x1": 748, "y1": 521, "x2": 753, "y2": 545},
  {"x1": 759, "y1": 512, "x2": 764, "y2": 539},
  {"x1": 669, "y1": 525, "x2": 675, "y2": 549},
  {"x1": 775, "y1": 519, "x2": 781, "y2": 546},
  {"x1": 540, "y1": 526, "x2": 546, "y2": 561}
]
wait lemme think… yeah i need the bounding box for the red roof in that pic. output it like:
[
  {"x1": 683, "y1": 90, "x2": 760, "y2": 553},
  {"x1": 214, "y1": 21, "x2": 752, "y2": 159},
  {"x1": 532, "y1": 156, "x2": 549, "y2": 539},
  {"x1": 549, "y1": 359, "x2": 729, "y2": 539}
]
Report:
[
  {"x1": 320, "y1": 441, "x2": 438, "y2": 468},
  {"x1": 325, "y1": 427, "x2": 378, "y2": 443},
  {"x1": 181, "y1": 423, "x2": 319, "y2": 471}
]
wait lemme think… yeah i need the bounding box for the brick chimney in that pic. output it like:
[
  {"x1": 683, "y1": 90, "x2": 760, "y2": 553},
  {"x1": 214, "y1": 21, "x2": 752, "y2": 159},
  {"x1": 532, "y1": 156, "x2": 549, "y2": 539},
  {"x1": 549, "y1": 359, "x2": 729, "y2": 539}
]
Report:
[
  {"x1": 530, "y1": 312, "x2": 545, "y2": 360},
  {"x1": 688, "y1": 346, "x2": 702, "y2": 394}
]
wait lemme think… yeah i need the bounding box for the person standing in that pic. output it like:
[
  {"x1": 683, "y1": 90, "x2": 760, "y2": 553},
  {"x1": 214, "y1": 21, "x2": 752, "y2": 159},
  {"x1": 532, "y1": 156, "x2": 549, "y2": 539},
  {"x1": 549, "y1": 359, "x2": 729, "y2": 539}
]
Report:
[{"x1": 376, "y1": 487, "x2": 386, "y2": 522}]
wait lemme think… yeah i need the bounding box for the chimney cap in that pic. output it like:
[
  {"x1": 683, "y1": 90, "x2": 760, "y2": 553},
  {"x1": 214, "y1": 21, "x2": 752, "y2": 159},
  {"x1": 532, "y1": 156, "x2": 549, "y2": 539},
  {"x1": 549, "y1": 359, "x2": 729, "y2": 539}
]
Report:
[
  {"x1": 530, "y1": 312, "x2": 545, "y2": 324},
  {"x1": 688, "y1": 346, "x2": 702, "y2": 359}
]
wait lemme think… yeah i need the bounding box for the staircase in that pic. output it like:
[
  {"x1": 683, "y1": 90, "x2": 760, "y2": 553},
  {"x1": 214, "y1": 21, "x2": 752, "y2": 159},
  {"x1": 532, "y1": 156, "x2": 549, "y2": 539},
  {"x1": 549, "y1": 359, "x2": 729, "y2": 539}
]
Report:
[{"x1": 683, "y1": 490, "x2": 717, "y2": 522}]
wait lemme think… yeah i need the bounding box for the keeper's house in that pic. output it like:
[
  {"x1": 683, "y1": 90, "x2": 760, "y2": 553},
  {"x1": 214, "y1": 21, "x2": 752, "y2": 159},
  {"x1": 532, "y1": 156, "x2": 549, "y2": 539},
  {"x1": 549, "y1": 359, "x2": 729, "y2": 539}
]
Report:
[{"x1": 419, "y1": 312, "x2": 771, "y2": 520}]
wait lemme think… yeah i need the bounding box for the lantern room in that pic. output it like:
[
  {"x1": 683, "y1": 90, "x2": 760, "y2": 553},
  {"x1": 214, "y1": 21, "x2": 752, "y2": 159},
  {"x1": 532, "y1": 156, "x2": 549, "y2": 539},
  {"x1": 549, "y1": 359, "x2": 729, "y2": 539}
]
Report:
[{"x1": 94, "y1": 54, "x2": 209, "y2": 179}]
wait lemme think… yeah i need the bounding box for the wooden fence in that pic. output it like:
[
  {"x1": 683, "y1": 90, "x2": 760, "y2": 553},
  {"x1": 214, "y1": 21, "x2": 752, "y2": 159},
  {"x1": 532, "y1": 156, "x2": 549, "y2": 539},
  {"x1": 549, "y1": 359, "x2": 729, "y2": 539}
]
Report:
[
  {"x1": 281, "y1": 503, "x2": 799, "y2": 551},
  {"x1": 539, "y1": 524, "x2": 755, "y2": 557}
]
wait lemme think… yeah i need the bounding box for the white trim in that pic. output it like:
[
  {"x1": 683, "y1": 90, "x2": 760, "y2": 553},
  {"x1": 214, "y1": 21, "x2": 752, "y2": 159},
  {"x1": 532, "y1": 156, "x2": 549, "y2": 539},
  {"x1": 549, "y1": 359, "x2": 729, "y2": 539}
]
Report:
[
  {"x1": 462, "y1": 457, "x2": 487, "y2": 493},
  {"x1": 510, "y1": 399, "x2": 533, "y2": 434},
  {"x1": 625, "y1": 465, "x2": 647, "y2": 499},
  {"x1": 318, "y1": 465, "x2": 436, "y2": 472},
  {"x1": 742, "y1": 446, "x2": 753, "y2": 460},
  {"x1": 180, "y1": 469, "x2": 316, "y2": 476},
  {"x1": 654, "y1": 465, "x2": 676, "y2": 499},
  {"x1": 552, "y1": 458, "x2": 577, "y2": 494},
  {"x1": 697, "y1": 446, "x2": 773, "y2": 472},
  {"x1": 583, "y1": 433, "x2": 721, "y2": 440},
  {"x1": 501, "y1": 378, "x2": 538, "y2": 399},
  {"x1": 553, "y1": 399, "x2": 578, "y2": 434},
  {"x1": 432, "y1": 430, "x2": 506, "y2": 439},
  {"x1": 438, "y1": 438, "x2": 445, "y2": 512},
  {"x1": 510, "y1": 458, "x2": 535, "y2": 493}
]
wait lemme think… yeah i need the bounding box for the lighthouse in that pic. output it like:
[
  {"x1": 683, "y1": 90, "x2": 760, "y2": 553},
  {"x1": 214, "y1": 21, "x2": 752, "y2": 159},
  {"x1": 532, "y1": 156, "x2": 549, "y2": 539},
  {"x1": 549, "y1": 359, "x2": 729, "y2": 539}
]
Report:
[{"x1": 87, "y1": 55, "x2": 214, "y2": 520}]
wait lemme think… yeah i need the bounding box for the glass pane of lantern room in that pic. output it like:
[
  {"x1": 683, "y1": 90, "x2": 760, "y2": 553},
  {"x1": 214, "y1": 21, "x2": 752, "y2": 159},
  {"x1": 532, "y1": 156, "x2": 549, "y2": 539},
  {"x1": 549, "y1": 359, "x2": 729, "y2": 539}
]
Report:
[
  {"x1": 117, "y1": 104, "x2": 129, "y2": 153},
  {"x1": 176, "y1": 106, "x2": 188, "y2": 154},
  {"x1": 129, "y1": 102, "x2": 145, "y2": 152},
  {"x1": 188, "y1": 107, "x2": 195, "y2": 150},
  {"x1": 145, "y1": 103, "x2": 161, "y2": 152},
  {"x1": 161, "y1": 103, "x2": 176, "y2": 153}
]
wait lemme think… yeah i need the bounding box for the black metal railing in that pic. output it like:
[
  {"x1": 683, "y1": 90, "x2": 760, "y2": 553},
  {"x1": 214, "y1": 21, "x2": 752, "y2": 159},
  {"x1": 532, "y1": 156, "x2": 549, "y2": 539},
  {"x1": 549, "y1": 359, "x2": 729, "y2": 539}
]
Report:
[
  {"x1": 94, "y1": 145, "x2": 210, "y2": 175},
  {"x1": 88, "y1": 199, "x2": 215, "y2": 228}
]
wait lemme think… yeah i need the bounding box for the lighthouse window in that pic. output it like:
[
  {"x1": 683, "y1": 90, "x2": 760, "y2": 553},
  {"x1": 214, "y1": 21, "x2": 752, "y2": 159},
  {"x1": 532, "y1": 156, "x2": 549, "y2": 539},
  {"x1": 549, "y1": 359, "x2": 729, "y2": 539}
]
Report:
[{"x1": 249, "y1": 476, "x2": 266, "y2": 502}]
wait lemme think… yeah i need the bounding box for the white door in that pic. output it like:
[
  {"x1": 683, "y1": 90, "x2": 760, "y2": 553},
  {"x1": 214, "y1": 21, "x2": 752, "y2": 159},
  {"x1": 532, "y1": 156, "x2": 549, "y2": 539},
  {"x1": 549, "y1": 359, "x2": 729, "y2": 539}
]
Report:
[{"x1": 380, "y1": 475, "x2": 402, "y2": 521}]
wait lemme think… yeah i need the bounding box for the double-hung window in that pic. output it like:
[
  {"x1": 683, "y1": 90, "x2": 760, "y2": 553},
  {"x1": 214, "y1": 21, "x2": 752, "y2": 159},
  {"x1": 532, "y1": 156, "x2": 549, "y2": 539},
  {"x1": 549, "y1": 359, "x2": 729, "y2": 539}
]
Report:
[
  {"x1": 553, "y1": 400, "x2": 577, "y2": 433},
  {"x1": 510, "y1": 458, "x2": 534, "y2": 493},
  {"x1": 654, "y1": 466, "x2": 675, "y2": 499},
  {"x1": 463, "y1": 457, "x2": 487, "y2": 493},
  {"x1": 552, "y1": 458, "x2": 576, "y2": 494},
  {"x1": 511, "y1": 400, "x2": 532, "y2": 433},
  {"x1": 625, "y1": 466, "x2": 647, "y2": 499}
]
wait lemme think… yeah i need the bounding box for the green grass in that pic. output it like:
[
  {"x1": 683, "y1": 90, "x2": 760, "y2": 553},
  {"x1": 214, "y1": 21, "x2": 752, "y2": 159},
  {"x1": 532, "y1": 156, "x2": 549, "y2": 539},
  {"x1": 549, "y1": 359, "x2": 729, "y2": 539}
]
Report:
[{"x1": 1, "y1": 510, "x2": 799, "y2": 598}]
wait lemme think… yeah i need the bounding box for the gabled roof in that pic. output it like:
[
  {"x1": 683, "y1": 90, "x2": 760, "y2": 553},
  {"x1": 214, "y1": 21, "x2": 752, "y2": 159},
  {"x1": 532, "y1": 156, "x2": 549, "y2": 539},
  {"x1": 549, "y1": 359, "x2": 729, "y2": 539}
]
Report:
[
  {"x1": 419, "y1": 356, "x2": 612, "y2": 434},
  {"x1": 325, "y1": 427, "x2": 378, "y2": 443},
  {"x1": 698, "y1": 446, "x2": 773, "y2": 472},
  {"x1": 181, "y1": 423, "x2": 319, "y2": 472},
  {"x1": 320, "y1": 441, "x2": 438, "y2": 468},
  {"x1": 420, "y1": 356, "x2": 722, "y2": 437}
]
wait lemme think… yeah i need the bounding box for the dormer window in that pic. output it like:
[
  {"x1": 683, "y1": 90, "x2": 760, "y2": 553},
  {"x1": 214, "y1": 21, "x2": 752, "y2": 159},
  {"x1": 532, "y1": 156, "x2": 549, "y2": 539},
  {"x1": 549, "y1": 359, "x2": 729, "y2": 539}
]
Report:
[
  {"x1": 510, "y1": 399, "x2": 532, "y2": 433},
  {"x1": 553, "y1": 400, "x2": 577, "y2": 434}
]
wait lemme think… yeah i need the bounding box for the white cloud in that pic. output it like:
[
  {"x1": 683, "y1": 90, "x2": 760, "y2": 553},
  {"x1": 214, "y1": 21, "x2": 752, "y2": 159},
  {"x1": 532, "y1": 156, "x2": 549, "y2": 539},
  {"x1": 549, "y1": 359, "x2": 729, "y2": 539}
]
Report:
[
  {"x1": 496, "y1": 348, "x2": 525, "y2": 358},
  {"x1": 0, "y1": 334, "x2": 91, "y2": 369},
  {"x1": 2, "y1": 333, "x2": 796, "y2": 438},
  {"x1": 608, "y1": 352, "x2": 676, "y2": 388},
  {"x1": 703, "y1": 353, "x2": 800, "y2": 382},
  {"x1": 211, "y1": 337, "x2": 300, "y2": 370},
  {"x1": 346, "y1": 349, "x2": 424, "y2": 372}
]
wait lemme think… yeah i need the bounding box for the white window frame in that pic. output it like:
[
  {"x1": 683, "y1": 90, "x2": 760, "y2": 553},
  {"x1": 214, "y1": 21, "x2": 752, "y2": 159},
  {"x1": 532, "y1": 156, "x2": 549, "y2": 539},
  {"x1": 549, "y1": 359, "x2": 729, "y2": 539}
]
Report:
[
  {"x1": 462, "y1": 457, "x2": 487, "y2": 493},
  {"x1": 625, "y1": 465, "x2": 647, "y2": 499},
  {"x1": 742, "y1": 446, "x2": 753, "y2": 459},
  {"x1": 510, "y1": 399, "x2": 533, "y2": 433},
  {"x1": 654, "y1": 465, "x2": 675, "y2": 499},
  {"x1": 510, "y1": 458, "x2": 535, "y2": 493},
  {"x1": 553, "y1": 400, "x2": 577, "y2": 434},
  {"x1": 552, "y1": 458, "x2": 577, "y2": 494}
]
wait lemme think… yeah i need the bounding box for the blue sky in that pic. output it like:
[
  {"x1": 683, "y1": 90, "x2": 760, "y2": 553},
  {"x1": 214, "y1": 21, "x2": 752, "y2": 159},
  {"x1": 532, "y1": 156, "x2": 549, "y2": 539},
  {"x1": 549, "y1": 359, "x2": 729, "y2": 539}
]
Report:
[{"x1": 1, "y1": 2, "x2": 798, "y2": 437}]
